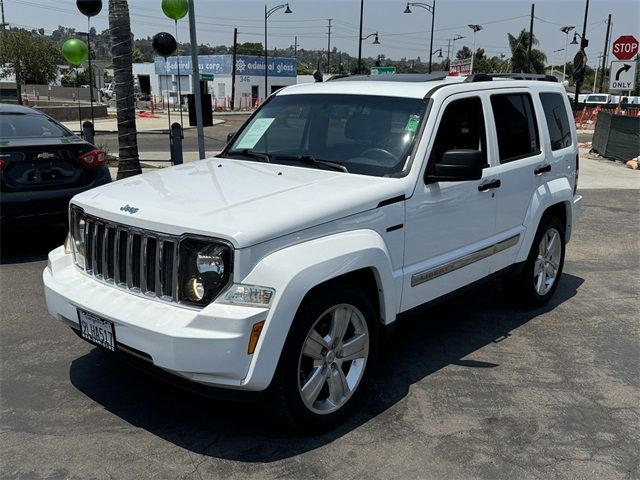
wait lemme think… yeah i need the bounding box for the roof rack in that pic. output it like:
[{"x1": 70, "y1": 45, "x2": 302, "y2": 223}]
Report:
[
  {"x1": 328, "y1": 72, "x2": 448, "y2": 82},
  {"x1": 464, "y1": 73, "x2": 559, "y2": 83}
]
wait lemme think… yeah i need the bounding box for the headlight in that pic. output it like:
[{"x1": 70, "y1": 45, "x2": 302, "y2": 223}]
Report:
[
  {"x1": 69, "y1": 205, "x2": 86, "y2": 269},
  {"x1": 180, "y1": 239, "x2": 232, "y2": 306}
]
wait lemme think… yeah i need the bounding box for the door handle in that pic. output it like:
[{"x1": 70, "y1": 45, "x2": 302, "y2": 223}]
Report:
[
  {"x1": 478, "y1": 179, "x2": 501, "y2": 192},
  {"x1": 534, "y1": 164, "x2": 551, "y2": 175}
]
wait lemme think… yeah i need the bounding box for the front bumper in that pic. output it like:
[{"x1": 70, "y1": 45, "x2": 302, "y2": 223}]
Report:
[{"x1": 43, "y1": 246, "x2": 268, "y2": 389}]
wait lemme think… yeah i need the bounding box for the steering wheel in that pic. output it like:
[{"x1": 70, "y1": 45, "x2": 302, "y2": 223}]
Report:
[{"x1": 360, "y1": 147, "x2": 396, "y2": 162}]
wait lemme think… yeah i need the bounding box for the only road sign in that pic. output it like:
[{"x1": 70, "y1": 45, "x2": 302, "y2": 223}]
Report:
[
  {"x1": 612, "y1": 35, "x2": 639, "y2": 61},
  {"x1": 609, "y1": 61, "x2": 637, "y2": 91}
]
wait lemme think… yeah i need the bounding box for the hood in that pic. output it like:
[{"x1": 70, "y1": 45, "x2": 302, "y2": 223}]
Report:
[{"x1": 72, "y1": 158, "x2": 405, "y2": 248}]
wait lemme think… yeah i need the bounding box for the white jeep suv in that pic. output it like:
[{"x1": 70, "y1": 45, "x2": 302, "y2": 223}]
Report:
[{"x1": 44, "y1": 73, "x2": 581, "y2": 430}]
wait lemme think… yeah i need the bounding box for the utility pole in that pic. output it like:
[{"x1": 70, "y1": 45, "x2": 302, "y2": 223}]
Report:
[
  {"x1": 188, "y1": 0, "x2": 205, "y2": 159},
  {"x1": 231, "y1": 27, "x2": 238, "y2": 111},
  {"x1": 573, "y1": 0, "x2": 590, "y2": 112},
  {"x1": 598, "y1": 14, "x2": 611, "y2": 94},
  {"x1": 294, "y1": 35, "x2": 298, "y2": 59},
  {"x1": 1, "y1": 0, "x2": 7, "y2": 30},
  {"x1": 527, "y1": 3, "x2": 535, "y2": 73},
  {"x1": 358, "y1": 0, "x2": 364, "y2": 73},
  {"x1": 327, "y1": 19, "x2": 332, "y2": 73}
]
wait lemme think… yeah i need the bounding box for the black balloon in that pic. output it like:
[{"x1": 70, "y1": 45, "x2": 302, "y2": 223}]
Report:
[
  {"x1": 152, "y1": 32, "x2": 178, "y2": 57},
  {"x1": 76, "y1": 0, "x2": 102, "y2": 17}
]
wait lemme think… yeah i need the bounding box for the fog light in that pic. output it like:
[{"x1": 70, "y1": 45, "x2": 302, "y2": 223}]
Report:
[{"x1": 185, "y1": 276, "x2": 206, "y2": 302}]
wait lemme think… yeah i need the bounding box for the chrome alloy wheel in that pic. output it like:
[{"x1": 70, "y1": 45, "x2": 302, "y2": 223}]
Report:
[
  {"x1": 534, "y1": 227, "x2": 562, "y2": 296},
  {"x1": 297, "y1": 303, "x2": 370, "y2": 414}
]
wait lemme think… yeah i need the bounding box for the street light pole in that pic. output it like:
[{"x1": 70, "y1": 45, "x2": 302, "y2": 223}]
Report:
[
  {"x1": 358, "y1": 0, "x2": 364, "y2": 73},
  {"x1": 560, "y1": 26, "x2": 575, "y2": 84},
  {"x1": 550, "y1": 48, "x2": 564, "y2": 76},
  {"x1": 468, "y1": 24, "x2": 482, "y2": 74},
  {"x1": 264, "y1": 3, "x2": 292, "y2": 100},
  {"x1": 449, "y1": 34, "x2": 464, "y2": 62},
  {"x1": 404, "y1": 1, "x2": 436, "y2": 74},
  {"x1": 187, "y1": 0, "x2": 205, "y2": 159}
]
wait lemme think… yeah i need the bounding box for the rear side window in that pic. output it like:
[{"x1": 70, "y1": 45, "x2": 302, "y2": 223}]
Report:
[
  {"x1": 490, "y1": 93, "x2": 539, "y2": 163},
  {"x1": 540, "y1": 92, "x2": 572, "y2": 150}
]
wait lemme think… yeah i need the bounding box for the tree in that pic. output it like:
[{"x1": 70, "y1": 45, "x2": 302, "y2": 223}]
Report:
[
  {"x1": 0, "y1": 29, "x2": 62, "y2": 104},
  {"x1": 109, "y1": 0, "x2": 141, "y2": 179},
  {"x1": 508, "y1": 29, "x2": 546, "y2": 73},
  {"x1": 236, "y1": 42, "x2": 264, "y2": 56}
]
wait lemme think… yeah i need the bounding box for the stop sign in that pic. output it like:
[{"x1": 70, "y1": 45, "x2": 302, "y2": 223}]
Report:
[{"x1": 612, "y1": 35, "x2": 639, "y2": 61}]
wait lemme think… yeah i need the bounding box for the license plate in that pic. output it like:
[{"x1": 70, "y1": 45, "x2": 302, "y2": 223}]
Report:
[{"x1": 77, "y1": 309, "x2": 116, "y2": 351}]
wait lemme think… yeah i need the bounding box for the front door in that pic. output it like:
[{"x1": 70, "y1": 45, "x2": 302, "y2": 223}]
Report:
[{"x1": 402, "y1": 94, "x2": 499, "y2": 312}]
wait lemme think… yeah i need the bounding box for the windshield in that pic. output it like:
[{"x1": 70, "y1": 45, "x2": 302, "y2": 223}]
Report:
[
  {"x1": 0, "y1": 113, "x2": 73, "y2": 139},
  {"x1": 226, "y1": 93, "x2": 428, "y2": 177}
]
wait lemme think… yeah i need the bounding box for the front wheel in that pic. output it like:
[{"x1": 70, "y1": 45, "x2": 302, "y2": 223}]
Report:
[
  {"x1": 506, "y1": 215, "x2": 566, "y2": 305},
  {"x1": 272, "y1": 284, "x2": 379, "y2": 431}
]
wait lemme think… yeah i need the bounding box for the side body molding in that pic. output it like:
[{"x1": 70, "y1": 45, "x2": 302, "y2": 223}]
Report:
[{"x1": 239, "y1": 229, "x2": 397, "y2": 390}]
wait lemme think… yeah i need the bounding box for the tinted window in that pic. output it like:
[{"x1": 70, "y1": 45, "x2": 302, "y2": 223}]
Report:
[
  {"x1": 430, "y1": 96, "x2": 486, "y2": 165},
  {"x1": 491, "y1": 93, "x2": 540, "y2": 163},
  {"x1": 0, "y1": 113, "x2": 72, "y2": 138},
  {"x1": 228, "y1": 94, "x2": 428, "y2": 177},
  {"x1": 540, "y1": 92, "x2": 572, "y2": 151}
]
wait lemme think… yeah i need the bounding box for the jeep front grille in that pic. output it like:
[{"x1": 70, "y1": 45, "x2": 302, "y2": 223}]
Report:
[{"x1": 72, "y1": 209, "x2": 179, "y2": 302}]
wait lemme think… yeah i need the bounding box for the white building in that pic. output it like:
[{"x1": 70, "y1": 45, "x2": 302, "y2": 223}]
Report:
[{"x1": 133, "y1": 54, "x2": 297, "y2": 110}]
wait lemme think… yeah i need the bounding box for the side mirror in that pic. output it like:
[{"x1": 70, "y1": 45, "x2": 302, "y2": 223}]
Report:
[
  {"x1": 426, "y1": 149, "x2": 484, "y2": 183},
  {"x1": 226, "y1": 131, "x2": 236, "y2": 144}
]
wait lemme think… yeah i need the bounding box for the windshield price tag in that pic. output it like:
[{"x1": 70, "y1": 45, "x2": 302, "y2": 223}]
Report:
[
  {"x1": 235, "y1": 118, "x2": 275, "y2": 149},
  {"x1": 404, "y1": 115, "x2": 421, "y2": 133}
]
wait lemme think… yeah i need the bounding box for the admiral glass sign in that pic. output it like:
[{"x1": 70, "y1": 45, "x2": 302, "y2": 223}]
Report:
[{"x1": 155, "y1": 54, "x2": 297, "y2": 78}]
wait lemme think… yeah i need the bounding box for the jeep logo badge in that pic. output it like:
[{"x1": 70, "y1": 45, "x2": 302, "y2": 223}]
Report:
[{"x1": 120, "y1": 204, "x2": 139, "y2": 214}]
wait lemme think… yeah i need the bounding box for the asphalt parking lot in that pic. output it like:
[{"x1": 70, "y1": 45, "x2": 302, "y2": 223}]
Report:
[{"x1": 1, "y1": 179, "x2": 639, "y2": 478}]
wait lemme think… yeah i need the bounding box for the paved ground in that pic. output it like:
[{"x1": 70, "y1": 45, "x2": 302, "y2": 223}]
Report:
[{"x1": 1, "y1": 171, "x2": 638, "y2": 479}]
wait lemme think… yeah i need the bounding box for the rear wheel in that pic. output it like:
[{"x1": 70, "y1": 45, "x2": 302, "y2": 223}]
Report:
[
  {"x1": 507, "y1": 215, "x2": 566, "y2": 305},
  {"x1": 272, "y1": 283, "x2": 378, "y2": 431}
]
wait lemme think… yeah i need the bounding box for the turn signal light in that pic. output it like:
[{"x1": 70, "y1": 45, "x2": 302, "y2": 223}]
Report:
[
  {"x1": 247, "y1": 321, "x2": 265, "y2": 355},
  {"x1": 78, "y1": 149, "x2": 107, "y2": 168}
]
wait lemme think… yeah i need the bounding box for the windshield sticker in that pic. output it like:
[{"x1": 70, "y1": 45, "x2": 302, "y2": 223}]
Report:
[
  {"x1": 404, "y1": 115, "x2": 421, "y2": 133},
  {"x1": 235, "y1": 118, "x2": 275, "y2": 149}
]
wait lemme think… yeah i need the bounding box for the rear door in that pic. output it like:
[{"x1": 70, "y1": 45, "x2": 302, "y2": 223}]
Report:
[{"x1": 485, "y1": 89, "x2": 547, "y2": 273}]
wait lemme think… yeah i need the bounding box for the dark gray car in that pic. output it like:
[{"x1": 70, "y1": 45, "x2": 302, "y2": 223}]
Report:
[{"x1": 0, "y1": 103, "x2": 111, "y2": 225}]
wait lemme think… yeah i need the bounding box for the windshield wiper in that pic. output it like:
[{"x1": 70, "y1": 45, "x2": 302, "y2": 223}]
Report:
[
  {"x1": 275, "y1": 154, "x2": 348, "y2": 173},
  {"x1": 225, "y1": 149, "x2": 271, "y2": 163}
]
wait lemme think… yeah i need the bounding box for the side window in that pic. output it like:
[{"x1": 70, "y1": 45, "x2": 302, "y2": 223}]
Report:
[
  {"x1": 430, "y1": 96, "x2": 487, "y2": 165},
  {"x1": 490, "y1": 93, "x2": 540, "y2": 163},
  {"x1": 540, "y1": 92, "x2": 572, "y2": 150}
]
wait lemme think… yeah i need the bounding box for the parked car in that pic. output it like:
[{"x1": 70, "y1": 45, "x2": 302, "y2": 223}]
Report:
[
  {"x1": 584, "y1": 94, "x2": 613, "y2": 105},
  {"x1": 44, "y1": 73, "x2": 581, "y2": 431},
  {"x1": 99, "y1": 83, "x2": 114, "y2": 101},
  {"x1": 0, "y1": 103, "x2": 111, "y2": 225}
]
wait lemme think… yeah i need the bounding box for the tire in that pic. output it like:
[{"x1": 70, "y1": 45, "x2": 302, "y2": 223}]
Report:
[
  {"x1": 271, "y1": 283, "x2": 379, "y2": 432},
  {"x1": 506, "y1": 215, "x2": 566, "y2": 306}
]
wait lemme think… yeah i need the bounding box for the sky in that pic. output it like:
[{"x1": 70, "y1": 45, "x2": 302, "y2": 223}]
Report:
[{"x1": 3, "y1": 0, "x2": 639, "y2": 69}]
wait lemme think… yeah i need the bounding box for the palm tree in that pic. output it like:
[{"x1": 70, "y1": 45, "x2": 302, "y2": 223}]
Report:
[
  {"x1": 508, "y1": 29, "x2": 547, "y2": 74},
  {"x1": 109, "y1": 0, "x2": 141, "y2": 179}
]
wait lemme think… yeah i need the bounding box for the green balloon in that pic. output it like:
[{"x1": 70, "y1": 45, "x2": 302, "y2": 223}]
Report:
[
  {"x1": 161, "y1": 0, "x2": 188, "y2": 20},
  {"x1": 62, "y1": 38, "x2": 89, "y2": 65}
]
